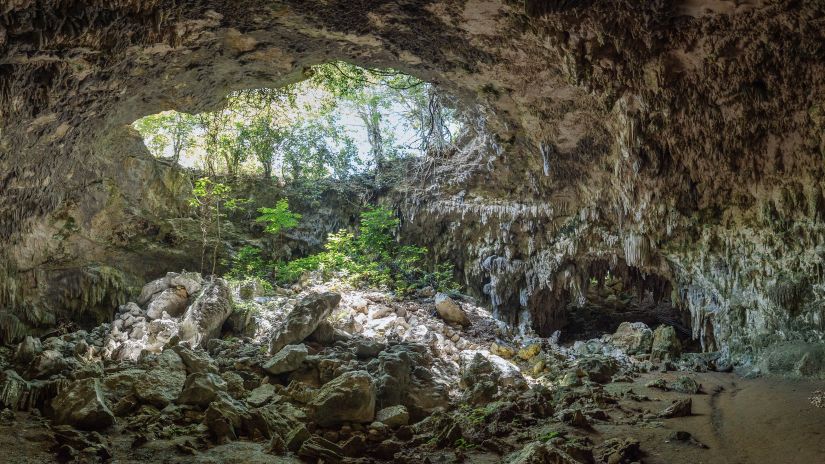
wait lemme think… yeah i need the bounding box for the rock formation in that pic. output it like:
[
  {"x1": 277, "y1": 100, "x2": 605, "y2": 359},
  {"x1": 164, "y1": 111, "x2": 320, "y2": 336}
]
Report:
[{"x1": 1, "y1": 1, "x2": 824, "y2": 376}]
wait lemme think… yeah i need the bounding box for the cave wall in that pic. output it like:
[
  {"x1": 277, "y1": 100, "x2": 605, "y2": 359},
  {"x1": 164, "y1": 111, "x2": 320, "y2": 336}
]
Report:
[{"x1": 1, "y1": 1, "x2": 824, "y2": 372}]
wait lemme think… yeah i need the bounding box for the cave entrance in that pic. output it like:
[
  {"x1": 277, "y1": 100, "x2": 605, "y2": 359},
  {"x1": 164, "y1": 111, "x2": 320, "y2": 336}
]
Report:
[
  {"x1": 127, "y1": 61, "x2": 475, "y2": 296},
  {"x1": 550, "y1": 260, "x2": 699, "y2": 352},
  {"x1": 132, "y1": 61, "x2": 464, "y2": 180}
]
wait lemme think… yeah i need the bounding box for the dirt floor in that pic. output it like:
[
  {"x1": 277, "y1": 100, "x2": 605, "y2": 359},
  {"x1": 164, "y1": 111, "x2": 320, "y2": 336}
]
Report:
[{"x1": 601, "y1": 372, "x2": 825, "y2": 464}]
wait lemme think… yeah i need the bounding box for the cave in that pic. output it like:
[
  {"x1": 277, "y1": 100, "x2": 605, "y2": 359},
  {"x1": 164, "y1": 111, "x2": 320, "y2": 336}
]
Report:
[{"x1": 2, "y1": 1, "x2": 825, "y2": 463}]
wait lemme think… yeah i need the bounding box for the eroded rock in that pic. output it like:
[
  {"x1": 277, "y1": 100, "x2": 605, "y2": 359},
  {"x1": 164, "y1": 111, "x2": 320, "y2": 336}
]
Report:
[{"x1": 270, "y1": 292, "x2": 341, "y2": 354}]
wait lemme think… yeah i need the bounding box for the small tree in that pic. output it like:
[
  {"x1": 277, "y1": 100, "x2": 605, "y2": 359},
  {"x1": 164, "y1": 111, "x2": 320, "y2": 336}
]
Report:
[
  {"x1": 256, "y1": 199, "x2": 301, "y2": 235},
  {"x1": 189, "y1": 177, "x2": 239, "y2": 275}
]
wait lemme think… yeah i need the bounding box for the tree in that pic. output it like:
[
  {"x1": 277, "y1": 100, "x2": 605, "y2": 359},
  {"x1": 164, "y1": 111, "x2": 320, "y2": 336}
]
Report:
[
  {"x1": 256, "y1": 199, "x2": 301, "y2": 235},
  {"x1": 236, "y1": 117, "x2": 287, "y2": 179},
  {"x1": 133, "y1": 111, "x2": 197, "y2": 164},
  {"x1": 189, "y1": 177, "x2": 240, "y2": 275}
]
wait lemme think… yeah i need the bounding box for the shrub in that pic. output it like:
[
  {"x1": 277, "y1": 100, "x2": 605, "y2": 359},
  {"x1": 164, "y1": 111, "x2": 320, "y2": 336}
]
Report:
[
  {"x1": 274, "y1": 206, "x2": 458, "y2": 293},
  {"x1": 256, "y1": 198, "x2": 301, "y2": 235},
  {"x1": 227, "y1": 245, "x2": 268, "y2": 279}
]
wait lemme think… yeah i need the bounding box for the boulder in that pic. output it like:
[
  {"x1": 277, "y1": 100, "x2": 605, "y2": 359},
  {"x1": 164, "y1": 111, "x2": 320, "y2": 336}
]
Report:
[
  {"x1": 574, "y1": 356, "x2": 619, "y2": 384},
  {"x1": 309, "y1": 370, "x2": 375, "y2": 426},
  {"x1": 594, "y1": 438, "x2": 642, "y2": 464},
  {"x1": 178, "y1": 373, "x2": 228, "y2": 407},
  {"x1": 137, "y1": 275, "x2": 171, "y2": 306},
  {"x1": 308, "y1": 320, "x2": 335, "y2": 345},
  {"x1": 26, "y1": 349, "x2": 68, "y2": 379},
  {"x1": 204, "y1": 395, "x2": 247, "y2": 443},
  {"x1": 146, "y1": 287, "x2": 189, "y2": 319},
  {"x1": 375, "y1": 345, "x2": 450, "y2": 416},
  {"x1": 178, "y1": 278, "x2": 233, "y2": 348},
  {"x1": 246, "y1": 383, "x2": 277, "y2": 407},
  {"x1": 172, "y1": 345, "x2": 219, "y2": 375},
  {"x1": 375, "y1": 405, "x2": 409, "y2": 427},
  {"x1": 298, "y1": 437, "x2": 344, "y2": 463},
  {"x1": 659, "y1": 398, "x2": 692, "y2": 418},
  {"x1": 460, "y1": 350, "x2": 525, "y2": 388},
  {"x1": 134, "y1": 350, "x2": 186, "y2": 408},
  {"x1": 610, "y1": 322, "x2": 653, "y2": 355},
  {"x1": 170, "y1": 272, "x2": 203, "y2": 296},
  {"x1": 50, "y1": 378, "x2": 115, "y2": 430},
  {"x1": 14, "y1": 336, "x2": 42, "y2": 365},
  {"x1": 651, "y1": 325, "x2": 682, "y2": 362},
  {"x1": 270, "y1": 292, "x2": 341, "y2": 354},
  {"x1": 434, "y1": 293, "x2": 470, "y2": 326},
  {"x1": 263, "y1": 344, "x2": 308, "y2": 375}
]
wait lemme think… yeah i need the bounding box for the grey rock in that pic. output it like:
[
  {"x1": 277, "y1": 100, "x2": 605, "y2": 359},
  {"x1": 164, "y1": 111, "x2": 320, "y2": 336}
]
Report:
[
  {"x1": 610, "y1": 322, "x2": 653, "y2": 355},
  {"x1": 309, "y1": 370, "x2": 375, "y2": 426},
  {"x1": 263, "y1": 344, "x2": 308, "y2": 375},
  {"x1": 138, "y1": 276, "x2": 171, "y2": 306},
  {"x1": 172, "y1": 345, "x2": 219, "y2": 375},
  {"x1": 178, "y1": 278, "x2": 233, "y2": 348},
  {"x1": 651, "y1": 325, "x2": 682, "y2": 362},
  {"x1": 178, "y1": 373, "x2": 227, "y2": 406},
  {"x1": 134, "y1": 350, "x2": 186, "y2": 408},
  {"x1": 246, "y1": 383, "x2": 277, "y2": 407},
  {"x1": 170, "y1": 272, "x2": 203, "y2": 296},
  {"x1": 146, "y1": 287, "x2": 189, "y2": 319},
  {"x1": 26, "y1": 349, "x2": 68, "y2": 379},
  {"x1": 270, "y1": 292, "x2": 341, "y2": 354},
  {"x1": 50, "y1": 378, "x2": 115, "y2": 430},
  {"x1": 14, "y1": 336, "x2": 42, "y2": 365},
  {"x1": 375, "y1": 405, "x2": 409, "y2": 427}
]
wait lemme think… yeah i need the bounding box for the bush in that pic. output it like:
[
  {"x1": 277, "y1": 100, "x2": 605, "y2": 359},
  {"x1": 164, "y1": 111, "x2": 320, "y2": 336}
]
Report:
[
  {"x1": 256, "y1": 198, "x2": 301, "y2": 235},
  {"x1": 275, "y1": 206, "x2": 458, "y2": 293},
  {"x1": 226, "y1": 245, "x2": 268, "y2": 279},
  {"x1": 227, "y1": 205, "x2": 460, "y2": 294}
]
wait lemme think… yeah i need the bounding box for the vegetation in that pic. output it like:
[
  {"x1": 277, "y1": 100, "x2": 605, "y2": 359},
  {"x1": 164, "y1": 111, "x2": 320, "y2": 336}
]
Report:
[
  {"x1": 132, "y1": 62, "x2": 462, "y2": 184},
  {"x1": 222, "y1": 205, "x2": 457, "y2": 294},
  {"x1": 143, "y1": 64, "x2": 463, "y2": 292},
  {"x1": 255, "y1": 199, "x2": 301, "y2": 235},
  {"x1": 189, "y1": 177, "x2": 242, "y2": 275}
]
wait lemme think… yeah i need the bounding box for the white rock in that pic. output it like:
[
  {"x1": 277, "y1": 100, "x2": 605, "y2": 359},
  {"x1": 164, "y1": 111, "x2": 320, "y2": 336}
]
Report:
[
  {"x1": 170, "y1": 272, "x2": 203, "y2": 296},
  {"x1": 263, "y1": 344, "x2": 308, "y2": 375},
  {"x1": 146, "y1": 287, "x2": 189, "y2": 320},
  {"x1": 138, "y1": 276, "x2": 171, "y2": 306},
  {"x1": 369, "y1": 304, "x2": 394, "y2": 319}
]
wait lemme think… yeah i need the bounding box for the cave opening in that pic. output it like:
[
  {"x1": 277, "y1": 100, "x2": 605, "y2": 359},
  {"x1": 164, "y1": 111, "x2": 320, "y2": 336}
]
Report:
[{"x1": 3, "y1": 2, "x2": 825, "y2": 462}]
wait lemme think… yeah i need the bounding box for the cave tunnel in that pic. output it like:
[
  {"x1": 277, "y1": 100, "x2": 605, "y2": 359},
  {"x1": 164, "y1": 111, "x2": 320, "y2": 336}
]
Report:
[{"x1": 2, "y1": 1, "x2": 825, "y2": 463}]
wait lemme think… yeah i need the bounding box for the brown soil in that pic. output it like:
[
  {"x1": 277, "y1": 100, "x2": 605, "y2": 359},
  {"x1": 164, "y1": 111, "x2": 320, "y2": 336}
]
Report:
[{"x1": 602, "y1": 372, "x2": 825, "y2": 464}]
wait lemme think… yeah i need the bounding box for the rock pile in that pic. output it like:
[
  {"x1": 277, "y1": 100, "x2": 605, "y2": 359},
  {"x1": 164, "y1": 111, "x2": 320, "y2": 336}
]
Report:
[{"x1": 0, "y1": 271, "x2": 714, "y2": 463}]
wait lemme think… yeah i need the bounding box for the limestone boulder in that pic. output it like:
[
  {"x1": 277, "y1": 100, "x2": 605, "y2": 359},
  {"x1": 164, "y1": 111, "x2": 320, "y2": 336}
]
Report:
[
  {"x1": 375, "y1": 405, "x2": 409, "y2": 427},
  {"x1": 14, "y1": 336, "x2": 42, "y2": 365},
  {"x1": 263, "y1": 344, "x2": 308, "y2": 375},
  {"x1": 134, "y1": 350, "x2": 186, "y2": 408},
  {"x1": 309, "y1": 370, "x2": 375, "y2": 426},
  {"x1": 26, "y1": 349, "x2": 69, "y2": 379},
  {"x1": 610, "y1": 322, "x2": 653, "y2": 355},
  {"x1": 178, "y1": 373, "x2": 228, "y2": 407},
  {"x1": 651, "y1": 325, "x2": 682, "y2": 362},
  {"x1": 50, "y1": 378, "x2": 115, "y2": 430},
  {"x1": 137, "y1": 275, "x2": 172, "y2": 306},
  {"x1": 169, "y1": 272, "x2": 203, "y2": 296},
  {"x1": 178, "y1": 278, "x2": 233, "y2": 348},
  {"x1": 146, "y1": 287, "x2": 189, "y2": 319},
  {"x1": 270, "y1": 292, "x2": 341, "y2": 354},
  {"x1": 434, "y1": 293, "x2": 470, "y2": 326}
]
